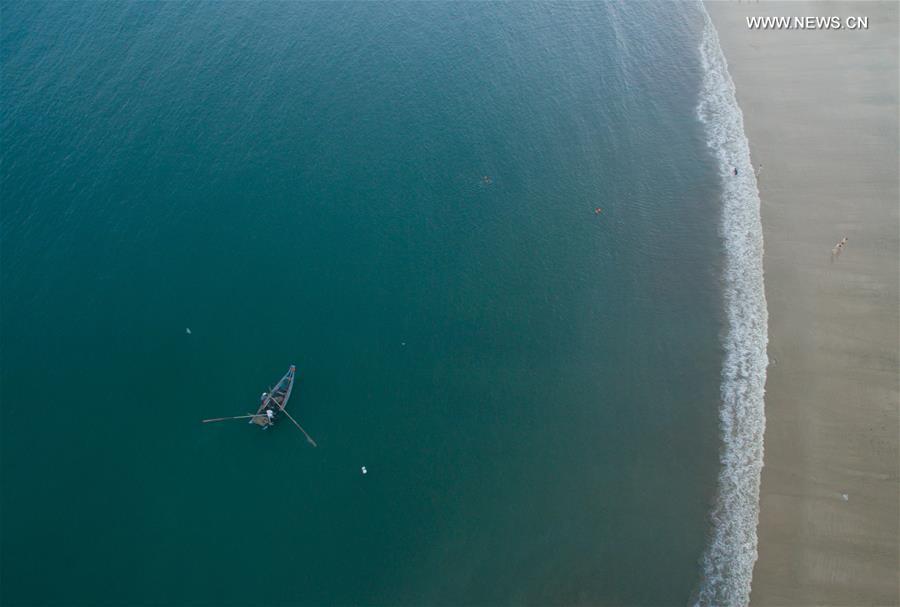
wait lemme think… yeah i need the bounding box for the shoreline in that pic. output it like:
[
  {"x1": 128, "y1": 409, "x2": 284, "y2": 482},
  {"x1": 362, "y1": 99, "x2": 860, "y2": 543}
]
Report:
[
  {"x1": 693, "y1": 7, "x2": 768, "y2": 605},
  {"x1": 706, "y1": 2, "x2": 899, "y2": 605}
]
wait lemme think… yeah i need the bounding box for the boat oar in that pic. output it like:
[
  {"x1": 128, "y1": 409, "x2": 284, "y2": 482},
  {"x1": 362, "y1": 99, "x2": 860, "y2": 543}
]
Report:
[
  {"x1": 202, "y1": 414, "x2": 265, "y2": 424},
  {"x1": 277, "y1": 407, "x2": 318, "y2": 447}
]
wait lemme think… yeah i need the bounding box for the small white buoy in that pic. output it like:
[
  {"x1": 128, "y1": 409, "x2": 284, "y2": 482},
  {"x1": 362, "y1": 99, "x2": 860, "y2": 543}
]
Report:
[
  {"x1": 361, "y1": 466, "x2": 367, "y2": 475},
  {"x1": 841, "y1": 493, "x2": 849, "y2": 502},
  {"x1": 401, "y1": 342, "x2": 406, "y2": 346},
  {"x1": 185, "y1": 328, "x2": 192, "y2": 335}
]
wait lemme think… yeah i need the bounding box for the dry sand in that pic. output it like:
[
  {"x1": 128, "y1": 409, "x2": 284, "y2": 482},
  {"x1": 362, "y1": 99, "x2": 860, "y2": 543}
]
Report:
[{"x1": 706, "y1": 2, "x2": 899, "y2": 605}]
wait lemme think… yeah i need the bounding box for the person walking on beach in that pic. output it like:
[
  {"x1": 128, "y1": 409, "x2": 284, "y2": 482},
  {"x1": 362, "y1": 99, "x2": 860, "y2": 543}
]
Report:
[{"x1": 832, "y1": 236, "x2": 848, "y2": 257}]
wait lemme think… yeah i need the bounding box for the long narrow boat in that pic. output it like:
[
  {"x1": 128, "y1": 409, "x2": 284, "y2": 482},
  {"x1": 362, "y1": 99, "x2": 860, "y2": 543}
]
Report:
[
  {"x1": 251, "y1": 365, "x2": 295, "y2": 428},
  {"x1": 201, "y1": 364, "x2": 317, "y2": 446}
]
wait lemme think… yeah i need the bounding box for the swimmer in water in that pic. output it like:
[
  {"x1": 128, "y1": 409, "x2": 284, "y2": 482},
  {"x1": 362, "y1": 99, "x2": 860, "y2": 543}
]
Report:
[
  {"x1": 594, "y1": 207, "x2": 603, "y2": 215},
  {"x1": 733, "y1": 167, "x2": 738, "y2": 176}
]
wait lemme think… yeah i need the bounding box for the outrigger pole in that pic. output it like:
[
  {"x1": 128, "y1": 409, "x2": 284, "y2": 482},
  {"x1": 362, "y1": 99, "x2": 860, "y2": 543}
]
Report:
[
  {"x1": 277, "y1": 404, "x2": 318, "y2": 447},
  {"x1": 202, "y1": 414, "x2": 266, "y2": 424}
]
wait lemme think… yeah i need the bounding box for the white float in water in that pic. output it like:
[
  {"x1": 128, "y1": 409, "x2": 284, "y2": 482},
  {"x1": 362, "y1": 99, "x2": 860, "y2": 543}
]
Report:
[
  {"x1": 185, "y1": 328, "x2": 192, "y2": 335},
  {"x1": 361, "y1": 466, "x2": 367, "y2": 475}
]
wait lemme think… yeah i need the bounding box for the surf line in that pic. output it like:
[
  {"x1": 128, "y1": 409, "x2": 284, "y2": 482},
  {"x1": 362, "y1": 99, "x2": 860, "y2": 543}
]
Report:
[{"x1": 693, "y1": 4, "x2": 770, "y2": 607}]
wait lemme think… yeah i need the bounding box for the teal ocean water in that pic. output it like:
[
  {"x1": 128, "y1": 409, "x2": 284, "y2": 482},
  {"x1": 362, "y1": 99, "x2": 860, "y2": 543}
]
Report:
[{"x1": 2, "y1": 3, "x2": 768, "y2": 606}]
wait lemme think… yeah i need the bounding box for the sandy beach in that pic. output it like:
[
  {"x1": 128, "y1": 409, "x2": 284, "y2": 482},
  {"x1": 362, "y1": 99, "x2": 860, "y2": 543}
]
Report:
[{"x1": 707, "y1": 2, "x2": 899, "y2": 605}]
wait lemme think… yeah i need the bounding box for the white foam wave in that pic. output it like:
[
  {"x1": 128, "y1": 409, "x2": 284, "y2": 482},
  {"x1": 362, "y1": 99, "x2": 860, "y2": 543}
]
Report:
[{"x1": 693, "y1": 5, "x2": 769, "y2": 607}]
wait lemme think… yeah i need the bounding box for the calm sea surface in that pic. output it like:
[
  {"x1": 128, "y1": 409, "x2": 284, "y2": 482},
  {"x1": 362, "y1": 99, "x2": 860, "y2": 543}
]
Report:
[{"x1": 2, "y1": 3, "x2": 726, "y2": 605}]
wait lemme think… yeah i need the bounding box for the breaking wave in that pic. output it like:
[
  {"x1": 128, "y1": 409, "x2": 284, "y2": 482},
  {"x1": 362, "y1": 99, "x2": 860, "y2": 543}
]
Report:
[{"x1": 693, "y1": 5, "x2": 769, "y2": 607}]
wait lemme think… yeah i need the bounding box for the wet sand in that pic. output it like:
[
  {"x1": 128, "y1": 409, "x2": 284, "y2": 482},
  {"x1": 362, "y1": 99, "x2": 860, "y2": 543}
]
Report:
[{"x1": 707, "y1": 2, "x2": 899, "y2": 605}]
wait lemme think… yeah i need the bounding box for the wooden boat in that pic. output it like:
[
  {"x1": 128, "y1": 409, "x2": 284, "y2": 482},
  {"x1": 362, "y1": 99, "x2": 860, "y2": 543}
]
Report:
[
  {"x1": 250, "y1": 365, "x2": 296, "y2": 428},
  {"x1": 202, "y1": 365, "x2": 317, "y2": 446}
]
